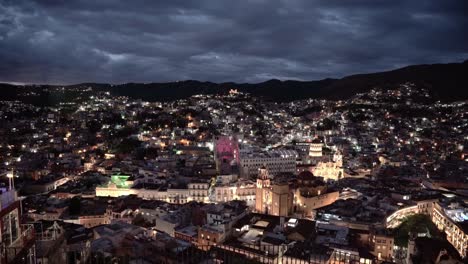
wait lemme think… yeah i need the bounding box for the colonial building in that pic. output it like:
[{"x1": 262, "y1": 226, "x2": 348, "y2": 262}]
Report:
[
  {"x1": 96, "y1": 174, "x2": 209, "y2": 204},
  {"x1": 292, "y1": 171, "x2": 340, "y2": 218},
  {"x1": 309, "y1": 138, "x2": 324, "y2": 157},
  {"x1": 312, "y1": 153, "x2": 344, "y2": 181},
  {"x1": 255, "y1": 167, "x2": 293, "y2": 217},
  {"x1": 370, "y1": 229, "x2": 394, "y2": 262},
  {"x1": 432, "y1": 202, "x2": 467, "y2": 258},
  {"x1": 240, "y1": 150, "x2": 297, "y2": 179},
  {"x1": 214, "y1": 136, "x2": 240, "y2": 175},
  {"x1": 214, "y1": 180, "x2": 256, "y2": 207},
  {"x1": 255, "y1": 166, "x2": 271, "y2": 214}
]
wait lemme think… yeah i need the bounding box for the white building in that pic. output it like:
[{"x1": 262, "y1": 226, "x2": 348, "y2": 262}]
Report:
[
  {"x1": 309, "y1": 139, "x2": 324, "y2": 157},
  {"x1": 214, "y1": 180, "x2": 256, "y2": 207},
  {"x1": 432, "y1": 202, "x2": 467, "y2": 258},
  {"x1": 239, "y1": 150, "x2": 297, "y2": 178},
  {"x1": 188, "y1": 182, "x2": 210, "y2": 203},
  {"x1": 96, "y1": 175, "x2": 210, "y2": 204}
]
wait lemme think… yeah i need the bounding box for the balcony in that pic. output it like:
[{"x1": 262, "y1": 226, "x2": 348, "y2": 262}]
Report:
[
  {"x1": 1, "y1": 224, "x2": 36, "y2": 264},
  {"x1": 60, "y1": 245, "x2": 364, "y2": 264}
]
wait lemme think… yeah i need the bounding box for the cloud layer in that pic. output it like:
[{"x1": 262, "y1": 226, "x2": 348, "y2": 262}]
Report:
[{"x1": 0, "y1": 0, "x2": 467, "y2": 84}]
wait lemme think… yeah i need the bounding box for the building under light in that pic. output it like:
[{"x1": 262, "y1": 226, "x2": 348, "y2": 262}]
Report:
[
  {"x1": 432, "y1": 202, "x2": 468, "y2": 258},
  {"x1": 240, "y1": 149, "x2": 297, "y2": 179}
]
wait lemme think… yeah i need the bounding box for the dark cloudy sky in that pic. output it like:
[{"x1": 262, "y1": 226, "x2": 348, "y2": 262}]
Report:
[{"x1": 0, "y1": 0, "x2": 467, "y2": 84}]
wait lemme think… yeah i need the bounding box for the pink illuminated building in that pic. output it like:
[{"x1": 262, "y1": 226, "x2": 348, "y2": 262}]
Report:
[{"x1": 214, "y1": 136, "x2": 240, "y2": 175}]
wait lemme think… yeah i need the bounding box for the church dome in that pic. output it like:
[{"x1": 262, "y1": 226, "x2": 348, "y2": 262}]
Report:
[
  {"x1": 297, "y1": 171, "x2": 326, "y2": 187},
  {"x1": 297, "y1": 171, "x2": 315, "y2": 181}
]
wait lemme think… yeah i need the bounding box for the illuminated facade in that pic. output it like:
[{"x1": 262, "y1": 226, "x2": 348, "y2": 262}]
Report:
[
  {"x1": 385, "y1": 205, "x2": 419, "y2": 229},
  {"x1": 309, "y1": 138, "x2": 324, "y2": 157},
  {"x1": 370, "y1": 231, "x2": 394, "y2": 261},
  {"x1": 96, "y1": 174, "x2": 206, "y2": 203},
  {"x1": 188, "y1": 183, "x2": 210, "y2": 203},
  {"x1": 240, "y1": 150, "x2": 296, "y2": 178},
  {"x1": 270, "y1": 183, "x2": 291, "y2": 217},
  {"x1": 95, "y1": 174, "x2": 137, "y2": 197},
  {"x1": 214, "y1": 136, "x2": 240, "y2": 175},
  {"x1": 255, "y1": 167, "x2": 292, "y2": 216},
  {"x1": 385, "y1": 200, "x2": 436, "y2": 228},
  {"x1": 255, "y1": 167, "x2": 271, "y2": 214},
  {"x1": 432, "y1": 202, "x2": 467, "y2": 258},
  {"x1": 384, "y1": 199, "x2": 467, "y2": 258},
  {"x1": 293, "y1": 171, "x2": 339, "y2": 217},
  {"x1": 312, "y1": 154, "x2": 344, "y2": 181},
  {"x1": 214, "y1": 182, "x2": 256, "y2": 207}
]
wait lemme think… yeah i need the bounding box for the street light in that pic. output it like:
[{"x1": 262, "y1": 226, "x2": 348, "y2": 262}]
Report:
[{"x1": 7, "y1": 170, "x2": 15, "y2": 190}]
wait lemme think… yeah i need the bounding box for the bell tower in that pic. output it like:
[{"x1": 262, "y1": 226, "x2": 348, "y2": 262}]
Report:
[{"x1": 255, "y1": 166, "x2": 271, "y2": 213}]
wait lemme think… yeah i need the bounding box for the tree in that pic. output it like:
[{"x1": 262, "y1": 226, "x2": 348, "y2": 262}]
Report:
[
  {"x1": 132, "y1": 214, "x2": 146, "y2": 226},
  {"x1": 88, "y1": 120, "x2": 102, "y2": 133},
  {"x1": 116, "y1": 138, "x2": 141, "y2": 154},
  {"x1": 393, "y1": 214, "x2": 441, "y2": 247}
]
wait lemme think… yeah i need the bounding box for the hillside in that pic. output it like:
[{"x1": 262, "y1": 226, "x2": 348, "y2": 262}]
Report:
[{"x1": 1, "y1": 60, "x2": 467, "y2": 103}]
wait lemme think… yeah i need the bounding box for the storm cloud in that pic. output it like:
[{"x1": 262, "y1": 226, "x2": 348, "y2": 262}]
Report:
[{"x1": 0, "y1": 0, "x2": 467, "y2": 84}]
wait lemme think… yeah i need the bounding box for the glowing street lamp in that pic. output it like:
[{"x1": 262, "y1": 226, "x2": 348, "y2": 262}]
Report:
[{"x1": 7, "y1": 170, "x2": 15, "y2": 190}]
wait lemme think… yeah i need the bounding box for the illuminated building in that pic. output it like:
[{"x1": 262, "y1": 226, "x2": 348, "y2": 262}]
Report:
[
  {"x1": 270, "y1": 183, "x2": 291, "y2": 217},
  {"x1": 385, "y1": 205, "x2": 419, "y2": 229},
  {"x1": 385, "y1": 200, "x2": 436, "y2": 229},
  {"x1": 214, "y1": 181, "x2": 256, "y2": 207},
  {"x1": 312, "y1": 153, "x2": 344, "y2": 181},
  {"x1": 255, "y1": 166, "x2": 271, "y2": 214},
  {"x1": 95, "y1": 174, "x2": 136, "y2": 197},
  {"x1": 96, "y1": 174, "x2": 208, "y2": 204},
  {"x1": 309, "y1": 138, "x2": 324, "y2": 157},
  {"x1": 292, "y1": 171, "x2": 339, "y2": 217},
  {"x1": 188, "y1": 182, "x2": 210, "y2": 203},
  {"x1": 370, "y1": 230, "x2": 394, "y2": 262},
  {"x1": 255, "y1": 167, "x2": 292, "y2": 216},
  {"x1": 432, "y1": 202, "x2": 467, "y2": 258},
  {"x1": 240, "y1": 150, "x2": 296, "y2": 179},
  {"x1": 384, "y1": 199, "x2": 467, "y2": 257},
  {"x1": 214, "y1": 136, "x2": 240, "y2": 175}
]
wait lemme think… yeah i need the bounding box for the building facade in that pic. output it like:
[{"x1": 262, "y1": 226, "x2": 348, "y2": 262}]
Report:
[
  {"x1": 432, "y1": 202, "x2": 467, "y2": 258},
  {"x1": 214, "y1": 136, "x2": 240, "y2": 175},
  {"x1": 370, "y1": 231, "x2": 394, "y2": 262},
  {"x1": 255, "y1": 167, "x2": 292, "y2": 216},
  {"x1": 312, "y1": 155, "x2": 344, "y2": 181},
  {"x1": 240, "y1": 150, "x2": 296, "y2": 179},
  {"x1": 293, "y1": 171, "x2": 339, "y2": 217}
]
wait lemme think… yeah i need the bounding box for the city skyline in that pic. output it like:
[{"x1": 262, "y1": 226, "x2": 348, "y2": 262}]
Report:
[{"x1": 0, "y1": 1, "x2": 467, "y2": 263}]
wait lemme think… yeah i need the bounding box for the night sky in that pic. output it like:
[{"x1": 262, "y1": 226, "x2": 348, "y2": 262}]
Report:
[{"x1": 1, "y1": 0, "x2": 467, "y2": 84}]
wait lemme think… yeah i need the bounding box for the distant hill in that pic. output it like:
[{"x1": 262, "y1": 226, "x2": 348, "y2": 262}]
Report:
[
  {"x1": 1, "y1": 60, "x2": 467, "y2": 103},
  {"x1": 323, "y1": 60, "x2": 468, "y2": 101}
]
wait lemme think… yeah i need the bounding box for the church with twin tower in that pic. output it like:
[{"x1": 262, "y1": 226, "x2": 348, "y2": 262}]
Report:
[{"x1": 255, "y1": 166, "x2": 291, "y2": 216}]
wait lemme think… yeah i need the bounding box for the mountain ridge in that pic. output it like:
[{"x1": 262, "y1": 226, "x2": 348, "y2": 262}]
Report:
[{"x1": 1, "y1": 60, "x2": 467, "y2": 102}]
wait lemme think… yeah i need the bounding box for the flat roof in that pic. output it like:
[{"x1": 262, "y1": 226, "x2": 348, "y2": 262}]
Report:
[{"x1": 254, "y1": 220, "x2": 270, "y2": 228}]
